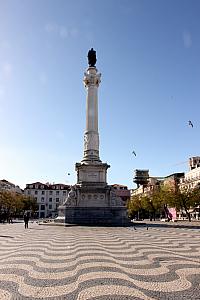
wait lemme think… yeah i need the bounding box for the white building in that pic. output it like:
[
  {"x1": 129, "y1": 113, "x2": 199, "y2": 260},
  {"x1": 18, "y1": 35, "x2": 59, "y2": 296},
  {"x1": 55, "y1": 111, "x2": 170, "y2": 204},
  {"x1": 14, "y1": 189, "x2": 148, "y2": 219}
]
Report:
[
  {"x1": 179, "y1": 157, "x2": 200, "y2": 190},
  {"x1": 24, "y1": 182, "x2": 70, "y2": 218},
  {"x1": 178, "y1": 157, "x2": 200, "y2": 220}
]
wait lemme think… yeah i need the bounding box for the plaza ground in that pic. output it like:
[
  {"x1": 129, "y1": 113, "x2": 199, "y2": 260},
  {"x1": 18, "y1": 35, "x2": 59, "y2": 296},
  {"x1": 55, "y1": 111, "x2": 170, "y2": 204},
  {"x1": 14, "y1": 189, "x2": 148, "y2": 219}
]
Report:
[{"x1": 0, "y1": 222, "x2": 200, "y2": 299}]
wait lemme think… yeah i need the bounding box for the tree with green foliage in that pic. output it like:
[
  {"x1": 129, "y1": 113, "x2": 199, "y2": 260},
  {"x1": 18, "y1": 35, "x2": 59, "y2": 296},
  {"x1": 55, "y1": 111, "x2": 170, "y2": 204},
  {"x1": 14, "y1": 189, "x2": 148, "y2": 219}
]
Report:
[
  {"x1": 0, "y1": 190, "x2": 38, "y2": 222},
  {"x1": 21, "y1": 194, "x2": 38, "y2": 215},
  {"x1": 0, "y1": 190, "x2": 16, "y2": 222},
  {"x1": 127, "y1": 194, "x2": 142, "y2": 219},
  {"x1": 128, "y1": 184, "x2": 200, "y2": 222},
  {"x1": 167, "y1": 185, "x2": 200, "y2": 222}
]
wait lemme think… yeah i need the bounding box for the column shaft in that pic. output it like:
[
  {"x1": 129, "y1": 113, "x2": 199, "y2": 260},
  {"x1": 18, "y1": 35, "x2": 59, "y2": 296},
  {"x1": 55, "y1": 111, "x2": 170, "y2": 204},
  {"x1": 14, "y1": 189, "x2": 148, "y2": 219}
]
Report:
[
  {"x1": 82, "y1": 67, "x2": 101, "y2": 163},
  {"x1": 86, "y1": 85, "x2": 98, "y2": 132}
]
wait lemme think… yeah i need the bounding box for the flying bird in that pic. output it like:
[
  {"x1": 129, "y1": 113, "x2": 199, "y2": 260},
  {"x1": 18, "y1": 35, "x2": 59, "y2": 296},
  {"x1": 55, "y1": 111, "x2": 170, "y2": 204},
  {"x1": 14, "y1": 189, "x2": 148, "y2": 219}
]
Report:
[
  {"x1": 67, "y1": 173, "x2": 70, "y2": 176},
  {"x1": 132, "y1": 150, "x2": 137, "y2": 157},
  {"x1": 188, "y1": 120, "x2": 193, "y2": 128}
]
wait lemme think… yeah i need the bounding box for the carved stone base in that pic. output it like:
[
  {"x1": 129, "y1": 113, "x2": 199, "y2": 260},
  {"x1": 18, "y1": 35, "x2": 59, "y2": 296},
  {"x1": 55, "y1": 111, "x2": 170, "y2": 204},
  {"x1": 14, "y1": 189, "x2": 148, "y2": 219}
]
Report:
[{"x1": 57, "y1": 183, "x2": 132, "y2": 226}]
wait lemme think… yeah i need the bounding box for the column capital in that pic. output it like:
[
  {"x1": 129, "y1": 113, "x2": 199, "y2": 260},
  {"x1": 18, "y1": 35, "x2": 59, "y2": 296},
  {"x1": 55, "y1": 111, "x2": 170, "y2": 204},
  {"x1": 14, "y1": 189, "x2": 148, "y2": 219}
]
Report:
[{"x1": 83, "y1": 67, "x2": 101, "y2": 88}]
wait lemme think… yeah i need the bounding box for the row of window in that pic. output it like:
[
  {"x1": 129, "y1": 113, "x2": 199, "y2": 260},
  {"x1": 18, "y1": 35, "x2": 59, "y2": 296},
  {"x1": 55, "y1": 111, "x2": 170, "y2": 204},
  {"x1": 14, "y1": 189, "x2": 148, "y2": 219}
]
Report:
[
  {"x1": 34, "y1": 197, "x2": 60, "y2": 202},
  {"x1": 34, "y1": 190, "x2": 65, "y2": 195},
  {"x1": 40, "y1": 204, "x2": 59, "y2": 210},
  {"x1": 28, "y1": 190, "x2": 67, "y2": 195},
  {"x1": 49, "y1": 198, "x2": 60, "y2": 202},
  {"x1": 28, "y1": 185, "x2": 68, "y2": 190}
]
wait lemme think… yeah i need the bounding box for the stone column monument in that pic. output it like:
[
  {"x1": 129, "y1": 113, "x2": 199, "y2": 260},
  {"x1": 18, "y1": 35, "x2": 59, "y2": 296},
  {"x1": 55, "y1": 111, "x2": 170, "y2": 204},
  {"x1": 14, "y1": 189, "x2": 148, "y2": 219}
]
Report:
[{"x1": 58, "y1": 49, "x2": 131, "y2": 226}]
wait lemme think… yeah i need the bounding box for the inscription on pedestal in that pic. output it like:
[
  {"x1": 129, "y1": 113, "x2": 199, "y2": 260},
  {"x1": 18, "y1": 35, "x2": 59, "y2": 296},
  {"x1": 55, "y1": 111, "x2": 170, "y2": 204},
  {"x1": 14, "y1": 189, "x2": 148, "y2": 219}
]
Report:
[{"x1": 87, "y1": 172, "x2": 98, "y2": 181}]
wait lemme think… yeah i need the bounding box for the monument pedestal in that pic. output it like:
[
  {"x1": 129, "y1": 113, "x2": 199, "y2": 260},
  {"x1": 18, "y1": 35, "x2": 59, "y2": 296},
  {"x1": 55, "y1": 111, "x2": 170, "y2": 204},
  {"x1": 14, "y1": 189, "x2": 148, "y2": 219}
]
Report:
[
  {"x1": 62, "y1": 182, "x2": 131, "y2": 226},
  {"x1": 61, "y1": 161, "x2": 131, "y2": 226}
]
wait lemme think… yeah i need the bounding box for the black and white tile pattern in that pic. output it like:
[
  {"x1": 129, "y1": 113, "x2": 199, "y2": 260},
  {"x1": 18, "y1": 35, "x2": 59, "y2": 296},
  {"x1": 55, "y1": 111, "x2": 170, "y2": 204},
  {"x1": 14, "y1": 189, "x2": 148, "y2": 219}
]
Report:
[{"x1": 0, "y1": 223, "x2": 200, "y2": 299}]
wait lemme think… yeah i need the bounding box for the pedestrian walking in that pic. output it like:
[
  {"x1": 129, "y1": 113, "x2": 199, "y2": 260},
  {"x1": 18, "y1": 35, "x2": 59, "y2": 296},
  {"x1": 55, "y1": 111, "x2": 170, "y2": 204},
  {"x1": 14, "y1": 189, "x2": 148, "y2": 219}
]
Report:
[{"x1": 24, "y1": 214, "x2": 29, "y2": 229}]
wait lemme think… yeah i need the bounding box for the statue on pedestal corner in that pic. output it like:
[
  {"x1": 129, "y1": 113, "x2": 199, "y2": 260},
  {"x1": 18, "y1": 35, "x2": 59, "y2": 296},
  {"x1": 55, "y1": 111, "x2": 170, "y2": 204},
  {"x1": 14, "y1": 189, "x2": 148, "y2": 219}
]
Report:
[{"x1": 63, "y1": 186, "x2": 77, "y2": 206}]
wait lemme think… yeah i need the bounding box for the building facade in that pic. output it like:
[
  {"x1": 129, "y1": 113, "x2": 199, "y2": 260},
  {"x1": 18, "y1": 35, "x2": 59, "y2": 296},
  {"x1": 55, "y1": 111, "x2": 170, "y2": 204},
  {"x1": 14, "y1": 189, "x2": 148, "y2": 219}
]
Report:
[
  {"x1": 131, "y1": 176, "x2": 164, "y2": 197},
  {"x1": 111, "y1": 184, "x2": 130, "y2": 203},
  {"x1": 24, "y1": 182, "x2": 70, "y2": 218},
  {"x1": 178, "y1": 157, "x2": 200, "y2": 220},
  {"x1": 164, "y1": 173, "x2": 184, "y2": 191},
  {"x1": 179, "y1": 157, "x2": 200, "y2": 190},
  {"x1": 131, "y1": 158, "x2": 200, "y2": 220},
  {"x1": 131, "y1": 172, "x2": 185, "y2": 221}
]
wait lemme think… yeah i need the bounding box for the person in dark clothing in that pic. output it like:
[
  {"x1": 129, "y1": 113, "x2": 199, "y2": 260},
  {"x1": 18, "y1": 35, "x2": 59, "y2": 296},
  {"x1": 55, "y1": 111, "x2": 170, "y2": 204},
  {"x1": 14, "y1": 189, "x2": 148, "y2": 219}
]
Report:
[{"x1": 24, "y1": 214, "x2": 29, "y2": 229}]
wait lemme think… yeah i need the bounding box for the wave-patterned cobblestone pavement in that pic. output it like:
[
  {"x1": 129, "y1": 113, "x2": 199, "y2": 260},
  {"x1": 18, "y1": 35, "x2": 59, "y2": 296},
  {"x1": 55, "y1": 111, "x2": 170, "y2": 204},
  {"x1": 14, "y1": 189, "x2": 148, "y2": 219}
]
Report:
[{"x1": 0, "y1": 223, "x2": 200, "y2": 300}]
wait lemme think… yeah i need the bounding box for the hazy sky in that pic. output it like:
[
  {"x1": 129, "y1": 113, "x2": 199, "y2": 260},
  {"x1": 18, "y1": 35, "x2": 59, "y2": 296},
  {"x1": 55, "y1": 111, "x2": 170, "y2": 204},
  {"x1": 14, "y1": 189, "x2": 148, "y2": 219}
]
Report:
[{"x1": 0, "y1": 0, "x2": 200, "y2": 189}]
